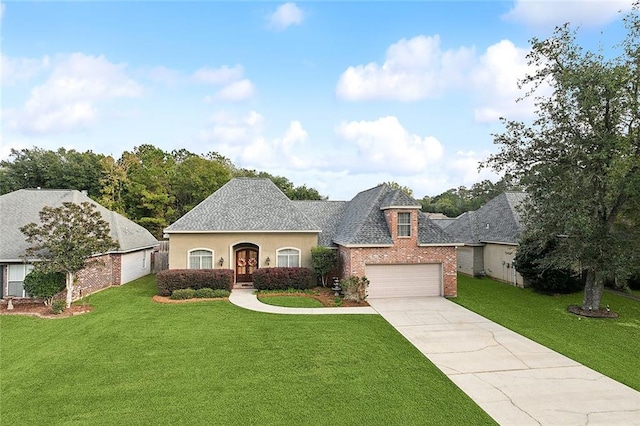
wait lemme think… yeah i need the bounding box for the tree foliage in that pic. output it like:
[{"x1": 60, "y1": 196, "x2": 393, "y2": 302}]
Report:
[
  {"x1": 0, "y1": 147, "x2": 106, "y2": 197},
  {"x1": 23, "y1": 270, "x2": 66, "y2": 305},
  {"x1": 20, "y1": 202, "x2": 119, "y2": 307},
  {"x1": 1, "y1": 145, "x2": 325, "y2": 238},
  {"x1": 420, "y1": 177, "x2": 519, "y2": 217},
  {"x1": 485, "y1": 5, "x2": 640, "y2": 310},
  {"x1": 310, "y1": 246, "x2": 338, "y2": 286},
  {"x1": 513, "y1": 233, "x2": 584, "y2": 294}
]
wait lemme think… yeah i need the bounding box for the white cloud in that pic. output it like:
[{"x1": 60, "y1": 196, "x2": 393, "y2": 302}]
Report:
[
  {"x1": 195, "y1": 65, "x2": 255, "y2": 102},
  {"x1": 8, "y1": 53, "x2": 142, "y2": 134},
  {"x1": 210, "y1": 79, "x2": 255, "y2": 102},
  {"x1": 0, "y1": 3, "x2": 5, "y2": 22},
  {"x1": 335, "y1": 116, "x2": 443, "y2": 175},
  {"x1": 471, "y1": 39, "x2": 540, "y2": 122},
  {"x1": 336, "y1": 35, "x2": 474, "y2": 101},
  {"x1": 502, "y1": 0, "x2": 633, "y2": 28},
  {"x1": 267, "y1": 2, "x2": 304, "y2": 31},
  {"x1": 197, "y1": 111, "x2": 311, "y2": 170},
  {"x1": 1, "y1": 54, "x2": 50, "y2": 85},
  {"x1": 193, "y1": 65, "x2": 245, "y2": 85}
]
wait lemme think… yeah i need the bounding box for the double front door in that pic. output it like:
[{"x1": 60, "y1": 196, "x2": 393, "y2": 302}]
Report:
[{"x1": 235, "y1": 248, "x2": 258, "y2": 283}]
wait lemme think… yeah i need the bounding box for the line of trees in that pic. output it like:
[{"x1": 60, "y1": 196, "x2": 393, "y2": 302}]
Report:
[{"x1": 0, "y1": 145, "x2": 325, "y2": 238}]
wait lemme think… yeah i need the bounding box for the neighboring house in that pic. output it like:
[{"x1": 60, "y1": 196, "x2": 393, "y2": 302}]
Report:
[
  {"x1": 0, "y1": 189, "x2": 159, "y2": 300},
  {"x1": 164, "y1": 178, "x2": 458, "y2": 297},
  {"x1": 436, "y1": 192, "x2": 528, "y2": 287}
]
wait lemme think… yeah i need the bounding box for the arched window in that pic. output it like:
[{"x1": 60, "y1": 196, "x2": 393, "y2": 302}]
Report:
[
  {"x1": 189, "y1": 249, "x2": 213, "y2": 269},
  {"x1": 276, "y1": 248, "x2": 300, "y2": 267}
]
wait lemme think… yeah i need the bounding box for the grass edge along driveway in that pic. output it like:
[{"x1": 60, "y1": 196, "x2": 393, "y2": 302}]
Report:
[
  {"x1": 454, "y1": 274, "x2": 640, "y2": 392},
  {"x1": 1, "y1": 275, "x2": 495, "y2": 425}
]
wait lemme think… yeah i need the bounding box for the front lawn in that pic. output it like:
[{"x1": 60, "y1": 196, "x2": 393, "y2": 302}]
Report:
[
  {"x1": 1, "y1": 275, "x2": 494, "y2": 425},
  {"x1": 258, "y1": 295, "x2": 324, "y2": 308},
  {"x1": 454, "y1": 274, "x2": 640, "y2": 391}
]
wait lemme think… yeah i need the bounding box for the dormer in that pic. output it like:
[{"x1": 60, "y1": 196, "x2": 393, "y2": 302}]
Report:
[{"x1": 380, "y1": 189, "x2": 422, "y2": 243}]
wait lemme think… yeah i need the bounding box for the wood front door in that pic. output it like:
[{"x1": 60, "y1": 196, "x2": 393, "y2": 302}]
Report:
[{"x1": 236, "y1": 248, "x2": 258, "y2": 283}]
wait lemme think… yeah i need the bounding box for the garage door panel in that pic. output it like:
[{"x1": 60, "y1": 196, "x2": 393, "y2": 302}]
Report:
[{"x1": 366, "y1": 264, "x2": 441, "y2": 298}]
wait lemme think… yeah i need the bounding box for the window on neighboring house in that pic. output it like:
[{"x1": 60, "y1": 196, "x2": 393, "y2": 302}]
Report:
[
  {"x1": 277, "y1": 248, "x2": 300, "y2": 267},
  {"x1": 8, "y1": 264, "x2": 34, "y2": 297},
  {"x1": 189, "y1": 249, "x2": 214, "y2": 269},
  {"x1": 142, "y1": 250, "x2": 147, "y2": 269},
  {"x1": 398, "y1": 212, "x2": 411, "y2": 237}
]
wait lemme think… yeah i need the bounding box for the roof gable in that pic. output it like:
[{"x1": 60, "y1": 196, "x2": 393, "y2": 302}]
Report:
[
  {"x1": 334, "y1": 185, "x2": 393, "y2": 245},
  {"x1": 0, "y1": 189, "x2": 158, "y2": 261},
  {"x1": 446, "y1": 192, "x2": 528, "y2": 244},
  {"x1": 165, "y1": 178, "x2": 320, "y2": 233}
]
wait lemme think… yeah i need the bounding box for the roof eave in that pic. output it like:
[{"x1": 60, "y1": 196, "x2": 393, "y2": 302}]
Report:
[
  {"x1": 335, "y1": 243, "x2": 394, "y2": 248},
  {"x1": 418, "y1": 243, "x2": 463, "y2": 247},
  {"x1": 380, "y1": 205, "x2": 421, "y2": 210},
  {"x1": 164, "y1": 229, "x2": 322, "y2": 234}
]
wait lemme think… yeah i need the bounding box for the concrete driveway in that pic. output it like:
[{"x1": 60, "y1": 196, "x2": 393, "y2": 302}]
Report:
[{"x1": 367, "y1": 297, "x2": 640, "y2": 426}]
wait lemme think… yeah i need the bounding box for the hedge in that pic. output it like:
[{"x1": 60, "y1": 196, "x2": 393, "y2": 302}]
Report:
[
  {"x1": 156, "y1": 269, "x2": 234, "y2": 296},
  {"x1": 252, "y1": 267, "x2": 314, "y2": 291}
]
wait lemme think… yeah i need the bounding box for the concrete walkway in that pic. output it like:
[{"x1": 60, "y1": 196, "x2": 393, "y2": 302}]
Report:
[
  {"x1": 368, "y1": 297, "x2": 640, "y2": 426},
  {"x1": 229, "y1": 288, "x2": 376, "y2": 314},
  {"x1": 229, "y1": 289, "x2": 640, "y2": 425}
]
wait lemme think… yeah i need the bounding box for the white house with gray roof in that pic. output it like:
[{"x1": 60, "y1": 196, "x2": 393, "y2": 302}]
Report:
[
  {"x1": 165, "y1": 178, "x2": 460, "y2": 298},
  {"x1": 0, "y1": 189, "x2": 159, "y2": 300},
  {"x1": 437, "y1": 191, "x2": 528, "y2": 286}
]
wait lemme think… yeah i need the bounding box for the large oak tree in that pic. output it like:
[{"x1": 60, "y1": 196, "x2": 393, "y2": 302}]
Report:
[{"x1": 485, "y1": 5, "x2": 640, "y2": 311}]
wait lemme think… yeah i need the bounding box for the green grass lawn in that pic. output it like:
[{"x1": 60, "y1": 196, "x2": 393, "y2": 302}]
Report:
[
  {"x1": 454, "y1": 274, "x2": 640, "y2": 391},
  {"x1": 1, "y1": 275, "x2": 494, "y2": 425},
  {"x1": 258, "y1": 295, "x2": 324, "y2": 308}
]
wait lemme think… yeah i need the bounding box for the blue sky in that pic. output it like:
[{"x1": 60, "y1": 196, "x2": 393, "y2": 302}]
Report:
[{"x1": 1, "y1": 1, "x2": 633, "y2": 200}]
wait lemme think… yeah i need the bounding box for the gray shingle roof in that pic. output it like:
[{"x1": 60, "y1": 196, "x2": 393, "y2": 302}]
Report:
[
  {"x1": 334, "y1": 185, "x2": 394, "y2": 245},
  {"x1": 380, "y1": 189, "x2": 421, "y2": 209},
  {"x1": 446, "y1": 192, "x2": 528, "y2": 244},
  {"x1": 333, "y1": 184, "x2": 454, "y2": 246},
  {"x1": 166, "y1": 179, "x2": 455, "y2": 246},
  {"x1": 294, "y1": 200, "x2": 346, "y2": 247},
  {"x1": 164, "y1": 178, "x2": 320, "y2": 232},
  {"x1": 0, "y1": 189, "x2": 158, "y2": 261}
]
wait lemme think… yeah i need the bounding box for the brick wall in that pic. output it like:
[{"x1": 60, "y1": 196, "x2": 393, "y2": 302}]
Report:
[
  {"x1": 73, "y1": 254, "x2": 120, "y2": 300},
  {"x1": 339, "y1": 209, "x2": 457, "y2": 297}
]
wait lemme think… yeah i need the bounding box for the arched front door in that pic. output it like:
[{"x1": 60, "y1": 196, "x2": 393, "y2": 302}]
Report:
[{"x1": 235, "y1": 247, "x2": 258, "y2": 283}]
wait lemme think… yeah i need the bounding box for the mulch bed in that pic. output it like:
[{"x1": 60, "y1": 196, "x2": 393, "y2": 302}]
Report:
[
  {"x1": 0, "y1": 302, "x2": 93, "y2": 319},
  {"x1": 258, "y1": 287, "x2": 369, "y2": 308},
  {"x1": 567, "y1": 304, "x2": 619, "y2": 318}
]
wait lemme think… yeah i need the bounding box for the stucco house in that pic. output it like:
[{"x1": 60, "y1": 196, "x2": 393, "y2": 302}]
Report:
[
  {"x1": 0, "y1": 189, "x2": 159, "y2": 300},
  {"x1": 435, "y1": 192, "x2": 528, "y2": 286},
  {"x1": 164, "y1": 178, "x2": 458, "y2": 297}
]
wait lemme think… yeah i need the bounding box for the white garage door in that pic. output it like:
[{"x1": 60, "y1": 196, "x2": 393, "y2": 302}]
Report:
[{"x1": 366, "y1": 264, "x2": 442, "y2": 298}]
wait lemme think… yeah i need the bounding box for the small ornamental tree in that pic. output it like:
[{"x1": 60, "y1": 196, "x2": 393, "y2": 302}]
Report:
[
  {"x1": 20, "y1": 201, "x2": 119, "y2": 308},
  {"x1": 23, "y1": 270, "x2": 66, "y2": 305},
  {"x1": 311, "y1": 246, "x2": 338, "y2": 287}
]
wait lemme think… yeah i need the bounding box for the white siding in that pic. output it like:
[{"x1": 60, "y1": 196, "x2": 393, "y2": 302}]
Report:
[
  {"x1": 457, "y1": 247, "x2": 474, "y2": 276},
  {"x1": 366, "y1": 264, "x2": 442, "y2": 298},
  {"x1": 121, "y1": 249, "x2": 152, "y2": 284}
]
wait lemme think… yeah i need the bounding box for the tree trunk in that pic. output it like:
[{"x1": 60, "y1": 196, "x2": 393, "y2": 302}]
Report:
[
  {"x1": 582, "y1": 268, "x2": 604, "y2": 310},
  {"x1": 65, "y1": 272, "x2": 75, "y2": 308}
]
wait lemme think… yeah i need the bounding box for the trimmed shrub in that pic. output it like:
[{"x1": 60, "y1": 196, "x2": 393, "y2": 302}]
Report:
[
  {"x1": 23, "y1": 270, "x2": 66, "y2": 305},
  {"x1": 171, "y1": 288, "x2": 196, "y2": 300},
  {"x1": 194, "y1": 288, "x2": 230, "y2": 298},
  {"x1": 252, "y1": 267, "x2": 314, "y2": 291},
  {"x1": 157, "y1": 269, "x2": 234, "y2": 296},
  {"x1": 51, "y1": 299, "x2": 66, "y2": 314},
  {"x1": 341, "y1": 276, "x2": 369, "y2": 303}
]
